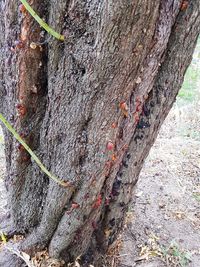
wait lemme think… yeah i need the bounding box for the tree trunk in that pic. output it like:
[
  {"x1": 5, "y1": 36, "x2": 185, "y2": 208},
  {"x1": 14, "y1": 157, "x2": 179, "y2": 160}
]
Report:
[{"x1": 0, "y1": 0, "x2": 200, "y2": 266}]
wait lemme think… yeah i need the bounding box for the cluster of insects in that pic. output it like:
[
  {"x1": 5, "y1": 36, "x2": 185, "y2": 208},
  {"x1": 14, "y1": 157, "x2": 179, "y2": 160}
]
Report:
[
  {"x1": 77, "y1": 95, "x2": 149, "y2": 216},
  {"x1": 180, "y1": 0, "x2": 189, "y2": 11},
  {"x1": 16, "y1": 103, "x2": 27, "y2": 118}
]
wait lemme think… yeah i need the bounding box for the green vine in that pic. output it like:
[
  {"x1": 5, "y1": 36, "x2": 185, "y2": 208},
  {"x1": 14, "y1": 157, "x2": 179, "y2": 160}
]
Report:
[
  {"x1": 20, "y1": 0, "x2": 64, "y2": 41},
  {"x1": 0, "y1": 113, "x2": 69, "y2": 187}
]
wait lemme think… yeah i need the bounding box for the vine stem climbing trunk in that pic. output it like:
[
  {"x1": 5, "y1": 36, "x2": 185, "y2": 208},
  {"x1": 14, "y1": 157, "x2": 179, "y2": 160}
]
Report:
[{"x1": 0, "y1": 0, "x2": 200, "y2": 266}]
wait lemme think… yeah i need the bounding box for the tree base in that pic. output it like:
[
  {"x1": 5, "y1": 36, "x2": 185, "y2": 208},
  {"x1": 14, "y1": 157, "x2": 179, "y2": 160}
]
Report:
[
  {"x1": 0, "y1": 245, "x2": 25, "y2": 267},
  {"x1": 0, "y1": 214, "x2": 17, "y2": 238}
]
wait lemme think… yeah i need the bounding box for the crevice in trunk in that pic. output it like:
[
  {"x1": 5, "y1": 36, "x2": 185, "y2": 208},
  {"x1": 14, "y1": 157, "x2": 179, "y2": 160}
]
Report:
[{"x1": 3, "y1": 0, "x2": 50, "y2": 233}]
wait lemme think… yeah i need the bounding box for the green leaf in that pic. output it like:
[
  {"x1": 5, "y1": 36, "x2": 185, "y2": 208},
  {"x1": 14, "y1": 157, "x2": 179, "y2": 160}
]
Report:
[
  {"x1": 0, "y1": 231, "x2": 7, "y2": 243},
  {"x1": 193, "y1": 193, "x2": 200, "y2": 202}
]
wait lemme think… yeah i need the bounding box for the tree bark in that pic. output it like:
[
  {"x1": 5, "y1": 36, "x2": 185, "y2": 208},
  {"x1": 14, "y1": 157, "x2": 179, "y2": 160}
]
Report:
[{"x1": 0, "y1": 0, "x2": 200, "y2": 266}]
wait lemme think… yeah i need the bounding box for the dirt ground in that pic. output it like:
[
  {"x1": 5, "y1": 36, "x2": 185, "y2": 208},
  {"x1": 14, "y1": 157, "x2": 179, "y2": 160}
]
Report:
[
  {"x1": 119, "y1": 106, "x2": 200, "y2": 267},
  {"x1": 0, "y1": 104, "x2": 200, "y2": 267}
]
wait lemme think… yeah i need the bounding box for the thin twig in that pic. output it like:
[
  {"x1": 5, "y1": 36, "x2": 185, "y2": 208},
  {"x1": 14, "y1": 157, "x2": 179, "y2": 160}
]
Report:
[
  {"x1": 5, "y1": 245, "x2": 35, "y2": 267},
  {"x1": 19, "y1": 0, "x2": 64, "y2": 41},
  {"x1": 0, "y1": 113, "x2": 70, "y2": 187}
]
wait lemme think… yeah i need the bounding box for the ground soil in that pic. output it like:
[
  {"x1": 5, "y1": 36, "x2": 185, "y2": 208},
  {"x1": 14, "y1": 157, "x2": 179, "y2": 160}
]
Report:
[{"x1": 119, "y1": 105, "x2": 200, "y2": 267}]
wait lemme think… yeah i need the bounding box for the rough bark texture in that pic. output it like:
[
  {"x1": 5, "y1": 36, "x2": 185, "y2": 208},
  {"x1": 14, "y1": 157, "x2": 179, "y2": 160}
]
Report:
[{"x1": 0, "y1": 0, "x2": 200, "y2": 266}]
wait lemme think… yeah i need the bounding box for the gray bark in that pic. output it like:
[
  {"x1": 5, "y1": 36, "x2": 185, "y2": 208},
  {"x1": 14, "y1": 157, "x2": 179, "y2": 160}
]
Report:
[{"x1": 0, "y1": 0, "x2": 200, "y2": 266}]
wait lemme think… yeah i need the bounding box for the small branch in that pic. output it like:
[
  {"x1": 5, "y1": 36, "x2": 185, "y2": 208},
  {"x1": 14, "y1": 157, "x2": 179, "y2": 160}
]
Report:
[
  {"x1": 19, "y1": 0, "x2": 64, "y2": 41},
  {"x1": 0, "y1": 113, "x2": 71, "y2": 187},
  {"x1": 5, "y1": 245, "x2": 35, "y2": 267}
]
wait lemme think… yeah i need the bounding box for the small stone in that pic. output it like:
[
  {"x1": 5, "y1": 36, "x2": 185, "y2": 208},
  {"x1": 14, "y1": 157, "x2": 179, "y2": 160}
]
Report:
[
  {"x1": 158, "y1": 202, "x2": 165, "y2": 209},
  {"x1": 135, "y1": 191, "x2": 143, "y2": 197}
]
